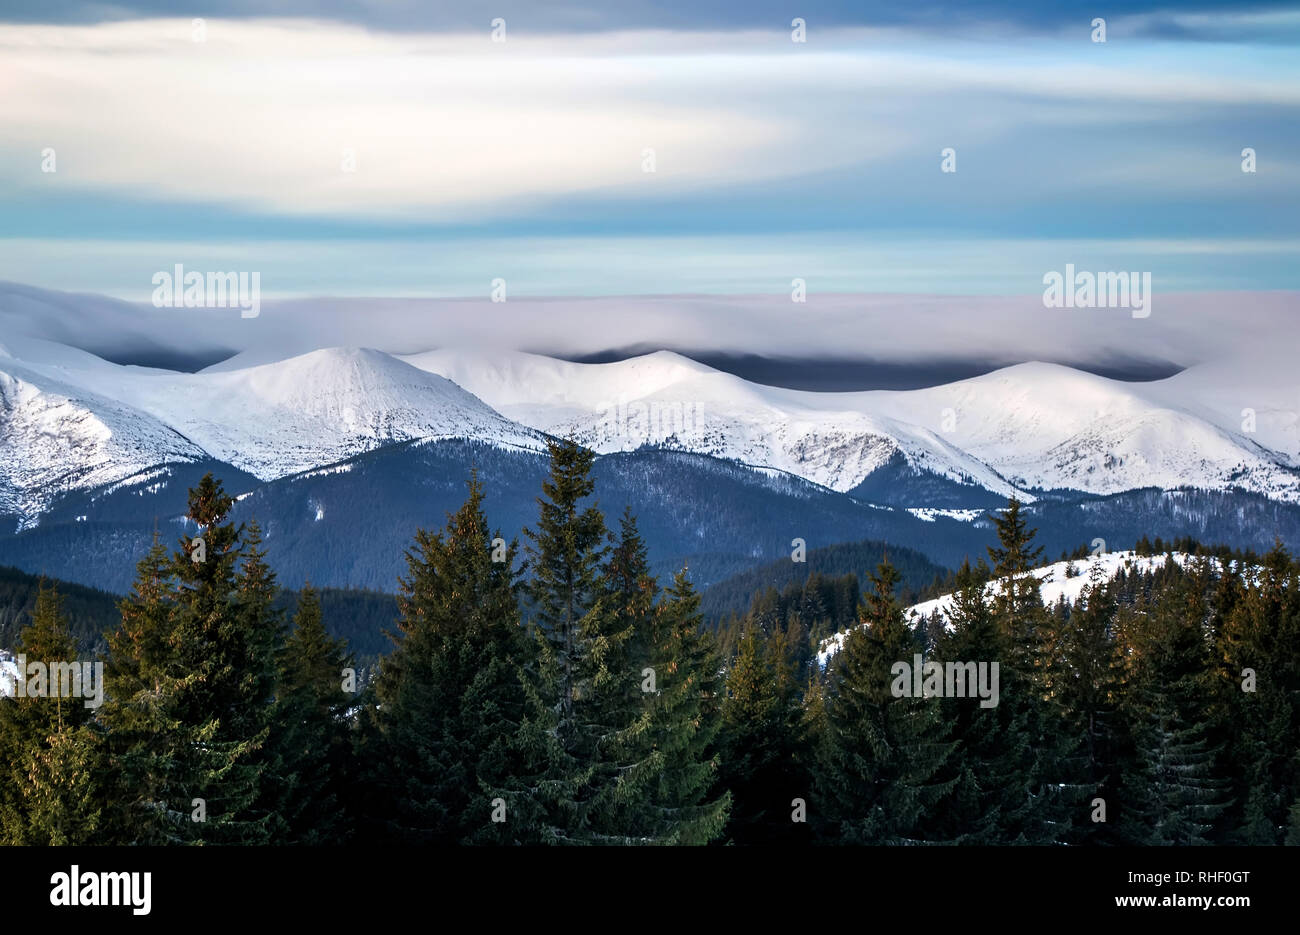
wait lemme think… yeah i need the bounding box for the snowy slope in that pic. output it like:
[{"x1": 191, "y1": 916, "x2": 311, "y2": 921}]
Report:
[
  {"x1": 405, "y1": 348, "x2": 1300, "y2": 503},
  {"x1": 0, "y1": 340, "x2": 548, "y2": 525},
  {"x1": 3, "y1": 335, "x2": 1299, "y2": 530},
  {"x1": 2, "y1": 339, "x2": 546, "y2": 477},
  {"x1": 0, "y1": 349, "x2": 207, "y2": 525},
  {"x1": 403, "y1": 348, "x2": 1023, "y2": 498},
  {"x1": 871, "y1": 361, "x2": 1300, "y2": 502},
  {"x1": 816, "y1": 550, "x2": 1200, "y2": 666}
]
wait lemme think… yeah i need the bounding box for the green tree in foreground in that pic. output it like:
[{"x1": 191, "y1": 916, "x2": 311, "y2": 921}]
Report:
[
  {"x1": 101, "y1": 475, "x2": 275, "y2": 844},
  {"x1": 816, "y1": 560, "x2": 955, "y2": 844},
  {"x1": 365, "y1": 473, "x2": 541, "y2": 844},
  {"x1": 0, "y1": 581, "x2": 103, "y2": 844}
]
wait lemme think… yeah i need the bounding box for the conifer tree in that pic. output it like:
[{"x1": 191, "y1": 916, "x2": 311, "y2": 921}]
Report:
[
  {"x1": 719, "y1": 621, "x2": 801, "y2": 844},
  {"x1": 524, "y1": 438, "x2": 609, "y2": 755},
  {"x1": 0, "y1": 581, "x2": 104, "y2": 844},
  {"x1": 987, "y1": 498, "x2": 1048, "y2": 679},
  {"x1": 233, "y1": 520, "x2": 289, "y2": 839},
  {"x1": 604, "y1": 506, "x2": 658, "y2": 667},
  {"x1": 101, "y1": 475, "x2": 274, "y2": 844},
  {"x1": 983, "y1": 498, "x2": 1073, "y2": 840},
  {"x1": 634, "y1": 569, "x2": 731, "y2": 844},
  {"x1": 1118, "y1": 567, "x2": 1229, "y2": 845},
  {"x1": 1214, "y1": 542, "x2": 1300, "y2": 843},
  {"x1": 271, "y1": 583, "x2": 355, "y2": 844},
  {"x1": 522, "y1": 439, "x2": 692, "y2": 842},
  {"x1": 99, "y1": 536, "x2": 188, "y2": 843},
  {"x1": 366, "y1": 473, "x2": 545, "y2": 844},
  {"x1": 578, "y1": 507, "x2": 658, "y2": 840},
  {"x1": 816, "y1": 560, "x2": 955, "y2": 844},
  {"x1": 931, "y1": 560, "x2": 1042, "y2": 844},
  {"x1": 1049, "y1": 561, "x2": 1124, "y2": 841}
]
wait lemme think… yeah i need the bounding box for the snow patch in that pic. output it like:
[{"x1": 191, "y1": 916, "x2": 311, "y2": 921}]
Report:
[
  {"x1": 906, "y1": 507, "x2": 984, "y2": 523},
  {"x1": 817, "y1": 550, "x2": 1203, "y2": 667},
  {"x1": 0, "y1": 649, "x2": 17, "y2": 699}
]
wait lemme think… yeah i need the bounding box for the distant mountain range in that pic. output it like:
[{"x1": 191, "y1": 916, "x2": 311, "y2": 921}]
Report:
[{"x1": 3, "y1": 286, "x2": 1300, "y2": 595}]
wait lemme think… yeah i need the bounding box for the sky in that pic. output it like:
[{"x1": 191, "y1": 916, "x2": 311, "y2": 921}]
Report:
[{"x1": 0, "y1": 1, "x2": 1298, "y2": 300}]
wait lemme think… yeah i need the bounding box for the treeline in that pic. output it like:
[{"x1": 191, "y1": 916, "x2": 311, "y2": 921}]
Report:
[
  {"x1": 0, "y1": 440, "x2": 728, "y2": 844},
  {"x1": 2, "y1": 441, "x2": 1299, "y2": 845},
  {"x1": 0, "y1": 564, "x2": 120, "y2": 657},
  {"x1": 0, "y1": 562, "x2": 397, "y2": 667},
  {"x1": 701, "y1": 538, "x2": 949, "y2": 626},
  {"x1": 679, "y1": 506, "x2": 1300, "y2": 845}
]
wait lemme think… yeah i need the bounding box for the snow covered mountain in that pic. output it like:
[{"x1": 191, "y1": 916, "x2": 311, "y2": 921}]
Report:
[
  {"x1": 3, "y1": 332, "x2": 1299, "y2": 533},
  {"x1": 403, "y1": 348, "x2": 1300, "y2": 504},
  {"x1": 0, "y1": 338, "x2": 546, "y2": 526},
  {"x1": 404, "y1": 347, "x2": 1019, "y2": 498},
  {"x1": 0, "y1": 342, "x2": 208, "y2": 523}
]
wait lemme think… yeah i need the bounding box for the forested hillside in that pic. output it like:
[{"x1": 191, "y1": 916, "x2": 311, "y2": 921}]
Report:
[{"x1": 3, "y1": 443, "x2": 1298, "y2": 846}]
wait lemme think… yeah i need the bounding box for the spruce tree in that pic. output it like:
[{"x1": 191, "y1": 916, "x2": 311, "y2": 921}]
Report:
[
  {"x1": 987, "y1": 498, "x2": 1047, "y2": 679},
  {"x1": 983, "y1": 498, "x2": 1073, "y2": 841},
  {"x1": 365, "y1": 473, "x2": 545, "y2": 844},
  {"x1": 524, "y1": 438, "x2": 609, "y2": 755},
  {"x1": 931, "y1": 560, "x2": 1042, "y2": 844},
  {"x1": 100, "y1": 475, "x2": 274, "y2": 844},
  {"x1": 271, "y1": 583, "x2": 355, "y2": 844},
  {"x1": 719, "y1": 621, "x2": 801, "y2": 844},
  {"x1": 1049, "y1": 561, "x2": 1124, "y2": 842},
  {"x1": 233, "y1": 520, "x2": 289, "y2": 839},
  {"x1": 1214, "y1": 542, "x2": 1299, "y2": 843},
  {"x1": 0, "y1": 581, "x2": 104, "y2": 844},
  {"x1": 100, "y1": 536, "x2": 188, "y2": 843},
  {"x1": 816, "y1": 560, "x2": 955, "y2": 844},
  {"x1": 1118, "y1": 567, "x2": 1229, "y2": 845},
  {"x1": 635, "y1": 569, "x2": 731, "y2": 844},
  {"x1": 523, "y1": 438, "x2": 684, "y2": 843},
  {"x1": 578, "y1": 507, "x2": 657, "y2": 841}
]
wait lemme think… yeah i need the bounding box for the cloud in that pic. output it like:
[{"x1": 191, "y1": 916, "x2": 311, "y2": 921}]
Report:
[
  {"x1": 2, "y1": 18, "x2": 1298, "y2": 225},
  {"x1": 4, "y1": 279, "x2": 1299, "y2": 379}
]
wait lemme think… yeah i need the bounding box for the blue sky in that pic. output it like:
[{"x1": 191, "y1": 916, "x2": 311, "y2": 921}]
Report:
[{"x1": 0, "y1": 2, "x2": 1298, "y2": 298}]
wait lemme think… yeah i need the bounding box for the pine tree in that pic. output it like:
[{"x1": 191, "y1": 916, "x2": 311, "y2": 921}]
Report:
[
  {"x1": 0, "y1": 580, "x2": 104, "y2": 844},
  {"x1": 816, "y1": 560, "x2": 955, "y2": 844},
  {"x1": 1048, "y1": 561, "x2": 1124, "y2": 842},
  {"x1": 983, "y1": 497, "x2": 1073, "y2": 841},
  {"x1": 719, "y1": 621, "x2": 802, "y2": 844},
  {"x1": 931, "y1": 560, "x2": 1042, "y2": 844},
  {"x1": 1213, "y1": 542, "x2": 1300, "y2": 843},
  {"x1": 1118, "y1": 569, "x2": 1229, "y2": 845},
  {"x1": 100, "y1": 475, "x2": 275, "y2": 844},
  {"x1": 271, "y1": 582, "x2": 355, "y2": 844},
  {"x1": 634, "y1": 569, "x2": 731, "y2": 844},
  {"x1": 365, "y1": 473, "x2": 546, "y2": 844}
]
